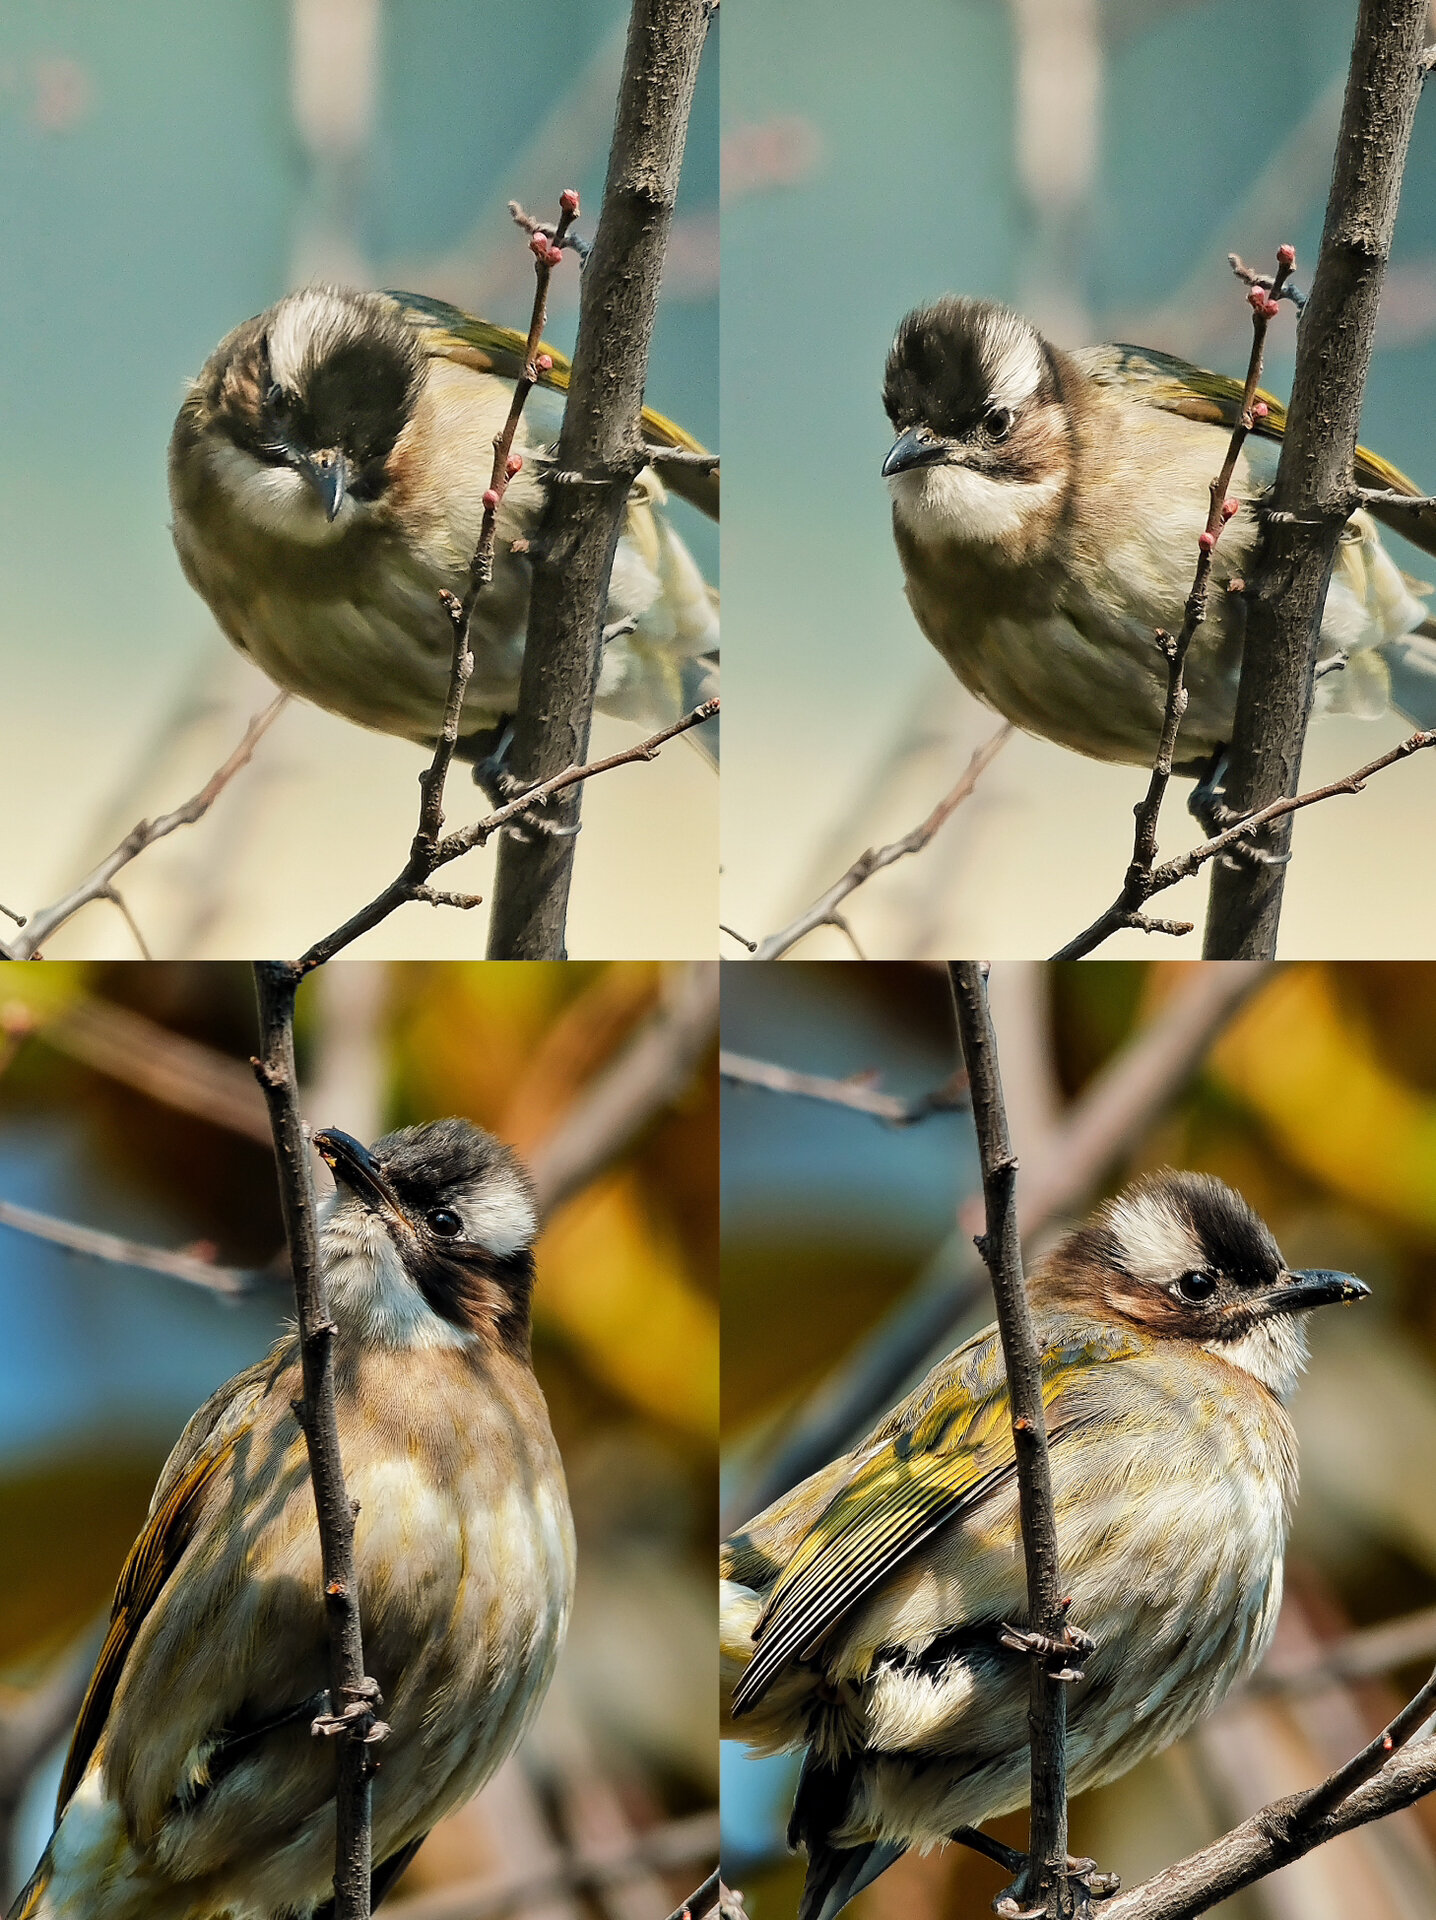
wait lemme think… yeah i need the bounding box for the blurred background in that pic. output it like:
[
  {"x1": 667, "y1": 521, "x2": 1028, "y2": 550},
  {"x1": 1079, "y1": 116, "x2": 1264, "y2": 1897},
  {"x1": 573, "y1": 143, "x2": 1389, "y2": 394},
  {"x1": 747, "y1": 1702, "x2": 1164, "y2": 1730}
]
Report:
[
  {"x1": 720, "y1": 0, "x2": 1436, "y2": 958},
  {"x1": 0, "y1": 958, "x2": 718, "y2": 1915},
  {"x1": 0, "y1": 1, "x2": 717, "y2": 959},
  {"x1": 721, "y1": 960, "x2": 1436, "y2": 1918}
]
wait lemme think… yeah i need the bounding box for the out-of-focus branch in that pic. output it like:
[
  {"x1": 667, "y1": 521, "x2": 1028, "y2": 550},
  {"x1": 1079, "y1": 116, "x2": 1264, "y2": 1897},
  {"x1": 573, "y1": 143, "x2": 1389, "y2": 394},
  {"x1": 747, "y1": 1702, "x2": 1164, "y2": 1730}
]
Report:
[
  {"x1": 0, "y1": 696, "x2": 286, "y2": 961},
  {"x1": 730, "y1": 726, "x2": 1010, "y2": 962},
  {"x1": 0, "y1": 1633, "x2": 100, "y2": 1892},
  {"x1": 664, "y1": 1869, "x2": 720, "y2": 1920},
  {"x1": 530, "y1": 963, "x2": 718, "y2": 1216},
  {"x1": 1252, "y1": 1603, "x2": 1436, "y2": 1696},
  {"x1": 381, "y1": 1810, "x2": 718, "y2": 1920},
  {"x1": 719, "y1": 1051, "x2": 968, "y2": 1127},
  {"x1": 0, "y1": 1197, "x2": 262, "y2": 1297},
  {"x1": 486, "y1": 0, "x2": 715, "y2": 958},
  {"x1": 949, "y1": 962, "x2": 1084, "y2": 1918},
  {"x1": 1204, "y1": 0, "x2": 1431, "y2": 957},
  {"x1": 251, "y1": 964, "x2": 384, "y2": 1919},
  {"x1": 723, "y1": 962, "x2": 1265, "y2": 1529}
]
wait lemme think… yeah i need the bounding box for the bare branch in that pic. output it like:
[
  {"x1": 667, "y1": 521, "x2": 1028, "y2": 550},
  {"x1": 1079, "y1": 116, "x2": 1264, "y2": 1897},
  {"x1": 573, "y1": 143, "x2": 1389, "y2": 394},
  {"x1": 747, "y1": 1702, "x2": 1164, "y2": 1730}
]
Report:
[
  {"x1": 1052, "y1": 729, "x2": 1436, "y2": 958},
  {"x1": 665, "y1": 1868, "x2": 721, "y2": 1920},
  {"x1": 1204, "y1": 0, "x2": 1431, "y2": 957},
  {"x1": 251, "y1": 964, "x2": 385, "y2": 1918},
  {"x1": 948, "y1": 962, "x2": 1086, "y2": 1917},
  {"x1": 1, "y1": 695, "x2": 286, "y2": 960},
  {"x1": 0, "y1": 1196, "x2": 262, "y2": 1297},
  {"x1": 293, "y1": 700, "x2": 716, "y2": 971},
  {"x1": 1252, "y1": 1602, "x2": 1436, "y2": 1696},
  {"x1": 530, "y1": 962, "x2": 718, "y2": 1217},
  {"x1": 749, "y1": 726, "x2": 1011, "y2": 961},
  {"x1": 1051, "y1": 245, "x2": 1295, "y2": 964},
  {"x1": 486, "y1": 0, "x2": 715, "y2": 958},
  {"x1": 719, "y1": 1050, "x2": 968, "y2": 1127}
]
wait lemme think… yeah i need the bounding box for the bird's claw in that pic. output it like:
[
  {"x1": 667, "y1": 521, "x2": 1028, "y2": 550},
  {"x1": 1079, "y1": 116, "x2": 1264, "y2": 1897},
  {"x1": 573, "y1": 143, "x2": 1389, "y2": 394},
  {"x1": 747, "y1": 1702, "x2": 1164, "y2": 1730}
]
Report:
[{"x1": 994, "y1": 1855, "x2": 1118, "y2": 1918}]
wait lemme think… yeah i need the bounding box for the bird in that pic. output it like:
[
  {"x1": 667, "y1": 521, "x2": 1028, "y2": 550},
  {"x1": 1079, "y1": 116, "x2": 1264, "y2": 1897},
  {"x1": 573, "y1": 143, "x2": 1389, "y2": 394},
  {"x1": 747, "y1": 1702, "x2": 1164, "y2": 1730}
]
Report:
[
  {"x1": 721, "y1": 1169, "x2": 1370, "y2": 1920},
  {"x1": 168, "y1": 285, "x2": 719, "y2": 788},
  {"x1": 10, "y1": 1118, "x2": 575, "y2": 1920},
  {"x1": 881, "y1": 295, "x2": 1436, "y2": 784}
]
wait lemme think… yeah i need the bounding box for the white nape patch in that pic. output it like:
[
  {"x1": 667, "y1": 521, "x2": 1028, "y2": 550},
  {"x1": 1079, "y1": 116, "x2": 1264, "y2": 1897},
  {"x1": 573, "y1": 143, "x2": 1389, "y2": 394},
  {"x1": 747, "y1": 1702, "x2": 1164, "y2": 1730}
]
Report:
[
  {"x1": 1207, "y1": 1314, "x2": 1310, "y2": 1401},
  {"x1": 318, "y1": 1193, "x2": 471, "y2": 1351},
  {"x1": 889, "y1": 462, "x2": 1062, "y2": 547},
  {"x1": 267, "y1": 286, "x2": 369, "y2": 393},
  {"x1": 453, "y1": 1163, "x2": 537, "y2": 1258},
  {"x1": 1106, "y1": 1188, "x2": 1204, "y2": 1281},
  {"x1": 977, "y1": 309, "x2": 1048, "y2": 413},
  {"x1": 205, "y1": 436, "x2": 359, "y2": 544}
]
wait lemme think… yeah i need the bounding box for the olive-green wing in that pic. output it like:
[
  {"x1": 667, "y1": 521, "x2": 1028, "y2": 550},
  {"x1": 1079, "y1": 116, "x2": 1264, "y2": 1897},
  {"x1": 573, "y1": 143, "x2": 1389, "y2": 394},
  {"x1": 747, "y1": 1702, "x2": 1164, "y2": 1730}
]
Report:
[
  {"x1": 1079, "y1": 341, "x2": 1436, "y2": 558},
  {"x1": 731, "y1": 1364, "x2": 1084, "y2": 1717},
  {"x1": 387, "y1": 290, "x2": 718, "y2": 522}
]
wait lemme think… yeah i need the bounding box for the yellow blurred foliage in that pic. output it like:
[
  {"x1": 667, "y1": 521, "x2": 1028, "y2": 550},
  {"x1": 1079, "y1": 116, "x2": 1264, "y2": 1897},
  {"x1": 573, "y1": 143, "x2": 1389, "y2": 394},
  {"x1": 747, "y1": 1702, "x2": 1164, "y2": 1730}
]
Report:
[
  {"x1": 537, "y1": 1171, "x2": 717, "y2": 1439},
  {"x1": 1210, "y1": 963, "x2": 1436, "y2": 1240}
]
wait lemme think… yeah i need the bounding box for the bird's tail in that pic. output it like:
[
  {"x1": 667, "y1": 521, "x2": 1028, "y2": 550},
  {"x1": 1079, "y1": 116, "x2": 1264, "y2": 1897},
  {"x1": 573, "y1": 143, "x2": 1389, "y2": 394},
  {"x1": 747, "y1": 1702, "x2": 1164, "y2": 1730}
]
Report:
[{"x1": 797, "y1": 1839, "x2": 907, "y2": 1920}]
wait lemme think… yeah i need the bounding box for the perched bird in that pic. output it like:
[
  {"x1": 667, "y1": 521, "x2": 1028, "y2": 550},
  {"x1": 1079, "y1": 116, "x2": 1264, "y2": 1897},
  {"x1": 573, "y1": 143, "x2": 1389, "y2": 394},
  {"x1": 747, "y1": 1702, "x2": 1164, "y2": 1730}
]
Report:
[
  {"x1": 722, "y1": 1171, "x2": 1369, "y2": 1920},
  {"x1": 169, "y1": 286, "x2": 719, "y2": 780},
  {"x1": 882, "y1": 296, "x2": 1436, "y2": 778},
  {"x1": 11, "y1": 1119, "x2": 574, "y2": 1920}
]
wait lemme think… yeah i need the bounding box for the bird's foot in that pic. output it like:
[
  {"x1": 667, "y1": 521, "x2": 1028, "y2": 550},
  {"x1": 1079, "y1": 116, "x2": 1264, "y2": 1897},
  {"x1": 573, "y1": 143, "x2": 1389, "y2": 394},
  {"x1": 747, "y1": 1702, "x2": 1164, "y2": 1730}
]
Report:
[
  {"x1": 992, "y1": 1855, "x2": 1120, "y2": 1918},
  {"x1": 997, "y1": 1617, "x2": 1095, "y2": 1683},
  {"x1": 1187, "y1": 747, "x2": 1290, "y2": 869},
  {"x1": 467, "y1": 720, "x2": 515, "y2": 808}
]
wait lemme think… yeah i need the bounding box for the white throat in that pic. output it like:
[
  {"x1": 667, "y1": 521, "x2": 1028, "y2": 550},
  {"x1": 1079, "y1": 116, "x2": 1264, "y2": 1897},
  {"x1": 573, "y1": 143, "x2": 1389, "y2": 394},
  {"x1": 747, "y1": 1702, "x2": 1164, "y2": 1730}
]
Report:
[
  {"x1": 889, "y1": 462, "x2": 1061, "y2": 547},
  {"x1": 317, "y1": 1197, "x2": 472, "y2": 1351},
  {"x1": 1206, "y1": 1314, "x2": 1311, "y2": 1401}
]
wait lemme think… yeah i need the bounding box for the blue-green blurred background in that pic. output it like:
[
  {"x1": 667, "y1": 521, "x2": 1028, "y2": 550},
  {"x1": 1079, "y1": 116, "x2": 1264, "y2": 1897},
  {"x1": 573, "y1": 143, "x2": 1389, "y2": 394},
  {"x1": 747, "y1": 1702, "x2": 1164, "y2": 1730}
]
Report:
[
  {"x1": 720, "y1": 0, "x2": 1436, "y2": 957},
  {"x1": 0, "y1": 2, "x2": 717, "y2": 958}
]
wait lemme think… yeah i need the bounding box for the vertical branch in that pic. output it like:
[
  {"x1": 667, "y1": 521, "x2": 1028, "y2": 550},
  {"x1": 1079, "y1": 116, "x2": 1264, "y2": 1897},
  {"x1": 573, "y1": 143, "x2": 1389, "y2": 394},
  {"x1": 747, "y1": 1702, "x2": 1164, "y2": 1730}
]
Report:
[
  {"x1": 1203, "y1": 0, "x2": 1430, "y2": 958},
  {"x1": 485, "y1": 0, "x2": 714, "y2": 959},
  {"x1": 948, "y1": 962, "x2": 1078, "y2": 1917},
  {"x1": 251, "y1": 962, "x2": 385, "y2": 1920}
]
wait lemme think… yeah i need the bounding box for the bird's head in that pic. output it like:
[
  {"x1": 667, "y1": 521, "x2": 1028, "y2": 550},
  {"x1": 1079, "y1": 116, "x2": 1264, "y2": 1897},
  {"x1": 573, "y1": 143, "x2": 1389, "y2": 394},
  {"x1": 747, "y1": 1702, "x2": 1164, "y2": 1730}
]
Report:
[
  {"x1": 882, "y1": 296, "x2": 1074, "y2": 553},
  {"x1": 314, "y1": 1119, "x2": 539, "y2": 1356},
  {"x1": 193, "y1": 286, "x2": 425, "y2": 541},
  {"x1": 1038, "y1": 1169, "x2": 1369, "y2": 1399}
]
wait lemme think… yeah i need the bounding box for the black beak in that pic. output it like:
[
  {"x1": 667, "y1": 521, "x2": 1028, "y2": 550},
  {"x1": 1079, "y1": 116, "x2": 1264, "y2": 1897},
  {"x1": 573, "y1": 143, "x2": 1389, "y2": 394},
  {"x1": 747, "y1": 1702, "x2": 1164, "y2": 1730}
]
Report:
[
  {"x1": 1259, "y1": 1268, "x2": 1371, "y2": 1317},
  {"x1": 314, "y1": 1128, "x2": 399, "y2": 1215},
  {"x1": 882, "y1": 425, "x2": 952, "y2": 479},
  {"x1": 300, "y1": 448, "x2": 348, "y2": 521}
]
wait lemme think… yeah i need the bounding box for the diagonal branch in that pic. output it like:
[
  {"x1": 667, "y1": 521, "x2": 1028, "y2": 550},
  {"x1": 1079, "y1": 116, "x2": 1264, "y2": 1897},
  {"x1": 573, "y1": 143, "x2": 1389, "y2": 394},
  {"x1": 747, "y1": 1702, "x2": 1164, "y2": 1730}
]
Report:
[
  {"x1": 948, "y1": 962, "x2": 1084, "y2": 1918},
  {"x1": 0, "y1": 1196, "x2": 262, "y2": 1297},
  {"x1": 719, "y1": 1050, "x2": 969, "y2": 1126},
  {"x1": 251, "y1": 963, "x2": 385, "y2": 1919},
  {"x1": 1, "y1": 695, "x2": 286, "y2": 960}
]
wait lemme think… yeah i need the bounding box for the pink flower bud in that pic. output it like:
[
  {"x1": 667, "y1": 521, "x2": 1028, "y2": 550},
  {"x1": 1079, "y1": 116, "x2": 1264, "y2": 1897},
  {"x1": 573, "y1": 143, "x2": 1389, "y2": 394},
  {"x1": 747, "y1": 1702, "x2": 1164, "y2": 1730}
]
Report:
[
  {"x1": 560, "y1": 188, "x2": 580, "y2": 215},
  {"x1": 529, "y1": 234, "x2": 548, "y2": 260},
  {"x1": 506, "y1": 453, "x2": 523, "y2": 477},
  {"x1": 1222, "y1": 497, "x2": 1239, "y2": 521},
  {"x1": 1252, "y1": 400, "x2": 1269, "y2": 419},
  {"x1": 1277, "y1": 243, "x2": 1296, "y2": 267},
  {"x1": 1247, "y1": 288, "x2": 1265, "y2": 312},
  {"x1": 536, "y1": 353, "x2": 553, "y2": 372},
  {"x1": 1199, "y1": 530, "x2": 1216, "y2": 552},
  {"x1": 482, "y1": 487, "x2": 500, "y2": 509},
  {"x1": 547, "y1": 243, "x2": 563, "y2": 266},
  {"x1": 1264, "y1": 296, "x2": 1280, "y2": 318}
]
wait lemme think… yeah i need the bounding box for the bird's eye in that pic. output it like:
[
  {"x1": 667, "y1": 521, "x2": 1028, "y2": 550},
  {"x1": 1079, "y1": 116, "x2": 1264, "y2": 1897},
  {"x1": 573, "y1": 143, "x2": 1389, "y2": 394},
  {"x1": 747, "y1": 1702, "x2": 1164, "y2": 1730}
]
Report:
[
  {"x1": 427, "y1": 1208, "x2": 462, "y2": 1238},
  {"x1": 1176, "y1": 1270, "x2": 1218, "y2": 1302},
  {"x1": 985, "y1": 407, "x2": 1013, "y2": 441}
]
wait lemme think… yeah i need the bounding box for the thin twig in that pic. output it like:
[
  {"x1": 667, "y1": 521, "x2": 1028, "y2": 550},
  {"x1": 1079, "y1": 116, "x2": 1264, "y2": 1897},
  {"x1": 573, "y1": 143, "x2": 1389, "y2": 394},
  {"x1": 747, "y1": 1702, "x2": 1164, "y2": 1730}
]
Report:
[
  {"x1": 665, "y1": 1869, "x2": 721, "y2": 1920},
  {"x1": 1, "y1": 695, "x2": 286, "y2": 960},
  {"x1": 948, "y1": 962, "x2": 1084, "y2": 1918},
  {"x1": 1204, "y1": 0, "x2": 1431, "y2": 957},
  {"x1": 486, "y1": 0, "x2": 715, "y2": 958},
  {"x1": 1052, "y1": 728, "x2": 1436, "y2": 958},
  {"x1": 530, "y1": 961, "x2": 718, "y2": 1216},
  {"x1": 0, "y1": 1196, "x2": 261, "y2": 1296},
  {"x1": 719, "y1": 1051, "x2": 969, "y2": 1126},
  {"x1": 749, "y1": 726, "x2": 1011, "y2": 961},
  {"x1": 1052, "y1": 248, "x2": 1294, "y2": 965},
  {"x1": 251, "y1": 964, "x2": 385, "y2": 1919},
  {"x1": 293, "y1": 700, "x2": 717, "y2": 971}
]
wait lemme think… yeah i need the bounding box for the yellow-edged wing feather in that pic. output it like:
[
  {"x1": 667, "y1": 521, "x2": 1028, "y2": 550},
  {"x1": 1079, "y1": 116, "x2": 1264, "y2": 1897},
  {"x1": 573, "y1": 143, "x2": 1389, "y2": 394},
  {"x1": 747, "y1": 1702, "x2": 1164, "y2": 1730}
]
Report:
[
  {"x1": 1077, "y1": 343, "x2": 1436, "y2": 558},
  {"x1": 388, "y1": 291, "x2": 719, "y2": 521},
  {"x1": 730, "y1": 1329, "x2": 1137, "y2": 1717}
]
